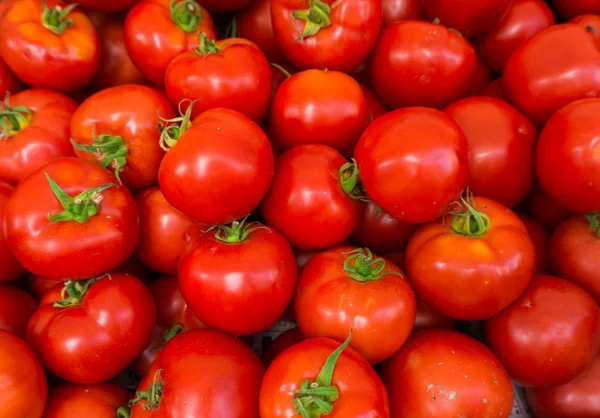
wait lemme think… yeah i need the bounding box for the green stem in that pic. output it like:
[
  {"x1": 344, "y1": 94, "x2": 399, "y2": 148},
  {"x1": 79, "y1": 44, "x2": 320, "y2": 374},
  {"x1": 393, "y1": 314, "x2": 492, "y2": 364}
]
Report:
[
  {"x1": 162, "y1": 324, "x2": 185, "y2": 342},
  {"x1": 206, "y1": 215, "x2": 269, "y2": 243},
  {"x1": 0, "y1": 95, "x2": 32, "y2": 137},
  {"x1": 270, "y1": 63, "x2": 292, "y2": 78},
  {"x1": 157, "y1": 100, "x2": 196, "y2": 151},
  {"x1": 342, "y1": 248, "x2": 402, "y2": 282},
  {"x1": 339, "y1": 159, "x2": 369, "y2": 201},
  {"x1": 586, "y1": 213, "x2": 600, "y2": 237},
  {"x1": 195, "y1": 32, "x2": 221, "y2": 58},
  {"x1": 448, "y1": 190, "x2": 491, "y2": 237},
  {"x1": 292, "y1": 0, "x2": 332, "y2": 40},
  {"x1": 170, "y1": 0, "x2": 202, "y2": 33},
  {"x1": 227, "y1": 14, "x2": 238, "y2": 38},
  {"x1": 41, "y1": 0, "x2": 78, "y2": 35},
  {"x1": 116, "y1": 406, "x2": 131, "y2": 418},
  {"x1": 53, "y1": 276, "x2": 103, "y2": 308},
  {"x1": 133, "y1": 370, "x2": 164, "y2": 411},
  {"x1": 71, "y1": 128, "x2": 128, "y2": 184}
]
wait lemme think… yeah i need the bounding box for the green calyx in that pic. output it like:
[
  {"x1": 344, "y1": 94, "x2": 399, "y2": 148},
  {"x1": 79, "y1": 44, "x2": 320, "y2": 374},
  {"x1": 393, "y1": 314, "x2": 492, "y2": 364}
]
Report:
[
  {"x1": 292, "y1": 331, "x2": 352, "y2": 418},
  {"x1": 207, "y1": 215, "x2": 268, "y2": 244},
  {"x1": 447, "y1": 190, "x2": 491, "y2": 237},
  {"x1": 170, "y1": 0, "x2": 202, "y2": 33},
  {"x1": 71, "y1": 128, "x2": 128, "y2": 184},
  {"x1": 292, "y1": 0, "x2": 332, "y2": 40},
  {"x1": 0, "y1": 97, "x2": 32, "y2": 137},
  {"x1": 195, "y1": 32, "x2": 222, "y2": 58},
  {"x1": 45, "y1": 173, "x2": 117, "y2": 224},
  {"x1": 339, "y1": 159, "x2": 368, "y2": 201},
  {"x1": 343, "y1": 248, "x2": 402, "y2": 282},
  {"x1": 157, "y1": 100, "x2": 196, "y2": 151},
  {"x1": 53, "y1": 276, "x2": 104, "y2": 308},
  {"x1": 133, "y1": 369, "x2": 164, "y2": 411},
  {"x1": 116, "y1": 405, "x2": 131, "y2": 418},
  {"x1": 586, "y1": 213, "x2": 600, "y2": 237},
  {"x1": 41, "y1": 0, "x2": 78, "y2": 35}
]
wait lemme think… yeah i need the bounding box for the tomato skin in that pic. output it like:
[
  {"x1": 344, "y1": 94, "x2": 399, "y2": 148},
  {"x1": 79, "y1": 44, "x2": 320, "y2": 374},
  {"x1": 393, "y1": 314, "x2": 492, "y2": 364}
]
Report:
[
  {"x1": 486, "y1": 275, "x2": 600, "y2": 388},
  {"x1": 382, "y1": 0, "x2": 424, "y2": 25},
  {"x1": 28, "y1": 275, "x2": 64, "y2": 299},
  {"x1": 261, "y1": 327, "x2": 304, "y2": 367},
  {"x1": 237, "y1": 0, "x2": 286, "y2": 64},
  {"x1": 0, "y1": 182, "x2": 24, "y2": 283},
  {"x1": 523, "y1": 183, "x2": 572, "y2": 230},
  {"x1": 413, "y1": 300, "x2": 456, "y2": 332},
  {"x1": 380, "y1": 329, "x2": 514, "y2": 418},
  {"x1": 360, "y1": 83, "x2": 390, "y2": 122},
  {"x1": 354, "y1": 108, "x2": 470, "y2": 224},
  {"x1": 125, "y1": 0, "x2": 216, "y2": 86},
  {"x1": 65, "y1": 0, "x2": 139, "y2": 12},
  {"x1": 0, "y1": 285, "x2": 36, "y2": 338},
  {"x1": 516, "y1": 212, "x2": 550, "y2": 274},
  {"x1": 260, "y1": 337, "x2": 390, "y2": 417},
  {"x1": 0, "y1": 57, "x2": 22, "y2": 98},
  {"x1": 482, "y1": 78, "x2": 511, "y2": 103},
  {"x1": 0, "y1": 0, "x2": 17, "y2": 21},
  {"x1": 549, "y1": 0, "x2": 600, "y2": 19},
  {"x1": 466, "y1": 56, "x2": 494, "y2": 97},
  {"x1": 43, "y1": 382, "x2": 130, "y2": 418},
  {"x1": 570, "y1": 14, "x2": 600, "y2": 43},
  {"x1": 271, "y1": 0, "x2": 382, "y2": 73},
  {"x1": 444, "y1": 96, "x2": 537, "y2": 208},
  {"x1": 198, "y1": 0, "x2": 254, "y2": 12},
  {"x1": 4, "y1": 157, "x2": 139, "y2": 280}
]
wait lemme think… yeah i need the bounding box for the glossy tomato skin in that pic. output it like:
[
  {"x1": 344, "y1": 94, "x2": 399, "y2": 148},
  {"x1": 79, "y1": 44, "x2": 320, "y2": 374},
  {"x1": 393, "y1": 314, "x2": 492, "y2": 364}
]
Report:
[
  {"x1": 380, "y1": 329, "x2": 514, "y2": 418},
  {"x1": 0, "y1": 0, "x2": 17, "y2": 21},
  {"x1": 261, "y1": 327, "x2": 304, "y2": 367},
  {"x1": 271, "y1": 0, "x2": 382, "y2": 73},
  {"x1": 0, "y1": 0, "x2": 100, "y2": 92},
  {"x1": 503, "y1": 24, "x2": 600, "y2": 126},
  {"x1": 382, "y1": 0, "x2": 424, "y2": 25},
  {"x1": 4, "y1": 157, "x2": 139, "y2": 280},
  {"x1": 354, "y1": 108, "x2": 470, "y2": 224},
  {"x1": 237, "y1": 0, "x2": 286, "y2": 63},
  {"x1": 523, "y1": 183, "x2": 572, "y2": 229},
  {"x1": 360, "y1": 83, "x2": 390, "y2": 122},
  {"x1": 0, "y1": 57, "x2": 22, "y2": 98},
  {"x1": 444, "y1": 97, "x2": 537, "y2": 208},
  {"x1": 159, "y1": 108, "x2": 274, "y2": 225},
  {"x1": 549, "y1": 0, "x2": 600, "y2": 19},
  {"x1": 43, "y1": 382, "x2": 130, "y2": 418},
  {"x1": 0, "y1": 182, "x2": 24, "y2": 283},
  {"x1": 28, "y1": 275, "x2": 64, "y2": 299},
  {"x1": 485, "y1": 275, "x2": 600, "y2": 388},
  {"x1": 571, "y1": 14, "x2": 600, "y2": 43},
  {"x1": 370, "y1": 21, "x2": 478, "y2": 109},
  {"x1": 65, "y1": 0, "x2": 139, "y2": 12},
  {"x1": 466, "y1": 56, "x2": 494, "y2": 97},
  {"x1": 406, "y1": 197, "x2": 535, "y2": 320},
  {"x1": 260, "y1": 337, "x2": 390, "y2": 417},
  {"x1": 269, "y1": 70, "x2": 370, "y2": 157},
  {"x1": 516, "y1": 212, "x2": 550, "y2": 274},
  {"x1": 422, "y1": 0, "x2": 511, "y2": 37},
  {"x1": 0, "y1": 285, "x2": 36, "y2": 338},
  {"x1": 198, "y1": 0, "x2": 253, "y2": 12},
  {"x1": 0, "y1": 330, "x2": 47, "y2": 418},
  {"x1": 125, "y1": 0, "x2": 216, "y2": 86}
]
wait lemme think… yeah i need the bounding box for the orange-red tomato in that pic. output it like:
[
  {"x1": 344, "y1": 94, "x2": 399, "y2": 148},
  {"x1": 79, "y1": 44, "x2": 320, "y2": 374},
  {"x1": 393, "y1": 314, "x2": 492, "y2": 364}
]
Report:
[{"x1": 42, "y1": 382, "x2": 130, "y2": 418}]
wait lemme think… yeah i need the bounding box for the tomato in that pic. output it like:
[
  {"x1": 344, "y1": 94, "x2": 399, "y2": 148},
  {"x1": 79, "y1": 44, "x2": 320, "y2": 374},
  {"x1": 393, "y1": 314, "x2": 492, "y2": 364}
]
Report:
[
  {"x1": 198, "y1": 0, "x2": 254, "y2": 12},
  {"x1": 571, "y1": 14, "x2": 600, "y2": 43},
  {"x1": 159, "y1": 108, "x2": 274, "y2": 225},
  {"x1": 406, "y1": 195, "x2": 535, "y2": 320},
  {"x1": 4, "y1": 157, "x2": 139, "y2": 280},
  {"x1": 473, "y1": 0, "x2": 555, "y2": 73},
  {"x1": 526, "y1": 354, "x2": 600, "y2": 418},
  {"x1": 28, "y1": 275, "x2": 64, "y2": 299},
  {"x1": 382, "y1": 0, "x2": 424, "y2": 25},
  {"x1": 413, "y1": 300, "x2": 456, "y2": 332},
  {"x1": 516, "y1": 212, "x2": 550, "y2": 274},
  {"x1": 549, "y1": 0, "x2": 600, "y2": 19},
  {"x1": 115, "y1": 256, "x2": 154, "y2": 284},
  {"x1": 0, "y1": 182, "x2": 24, "y2": 283},
  {"x1": 260, "y1": 334, "x2": 389, "y2": 417},
  {"x1": 237, "y1": 0, "x2": 286, "y2": 63},
  {"x1": 354, "y1": 108, "x2": 470, "y2": 224},
  {"x1": 466, "y1": 56, "x2": 494, "y2": 97},
  {"x1": 351, "y1": 202, "x2": 416, "y2": 253},
  {"x1": 269, "y1": 70, "x2": 369, "y2": 157},
  {"x1": 503, "y1": 24, "x2": 600, "y2": 126},
  {"x1": 125, "y1": 0, "x2": 216, "y2": 86},
  {"x1": 271, "y1": 0, "x2": 382, "y2": 73},
  {"x1": 65, "y1": 0, "x2": 139, "y2": 12},
  {"x1": 482, "y1": 78, "x2": 511, "y2": 103},
  {"x1": 0, "y1": 57, "x2": 21, "y2": 98},
  {"x1": 131, "y1": 328, "x2": 265, "y2": 417},
  {"x1": 380, "y1": 329, "x2": 514, "y2": 418},
  {"x1": 360, "y1": 83, "x2": 390, "y2": 122},
  {"x1": 270, "y1": 64, "x2": 295, "y2": 98},
  {"x1": 486, "y1": 274, "x2": 600, "y2": 388},
  {"x1": 0, "y1": 330, "x2": 47, "y2": 418},
  {"x1": 43, "y1": 382, "x2": 130, "y2": 418},
  {"x1": 262, "y1": 327, "x2": 304, "y2": 367},
  {"x1": 0, "y1": 285, "x2": 36, "y2": 338},
  {"x1": 523, "y1": 183, "x2": 572, "y2": 230},
  {"x1": 0, "y1": 0, "x2": 17, "y2": 21},
  {"x1": 27, "y1": 273, "x2": 156, "y2": 384},
  {"x1": 0, "y1": 0, "x2": 100, "y2": 92},
  {"x1": 444, "y1": 96, "x2": 537, "y2": 208}
]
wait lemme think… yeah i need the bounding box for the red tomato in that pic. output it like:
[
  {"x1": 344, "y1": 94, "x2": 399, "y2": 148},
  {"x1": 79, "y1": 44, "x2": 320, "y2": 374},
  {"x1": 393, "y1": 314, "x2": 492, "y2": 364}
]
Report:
[
  {"x1": 114, "y1": 256, "x2": 154, "y2": 284},
  {"x1": 370, "y1": 21, "x2": 478, "y2": 110},
  {"x1": 270, "y1": 63, "x2": 295, "y2": 98},
  {"x1": 0, "y1": 182, "x2": 24, "y2": 283},
  {"x1": 360, "y1": 83, "x2": 390, "y2": 122},
  {"x1": 130, "y1": 328, "x2": 265, "y2": 417},
  {"x1": 485, "y1": 274, "x2": 600, "y2": 387},
  {"x1": 261, "y1": 327, "x2": 304, "y2": 366},
  {"x1": 570, "y1": 14, "x2": 600, "y2": 43},
  {"x1": 269, "y1": 69, "x2": 369, "y2": 157},
  {"x1": 526, "y1": 353, "x2": 600, "y2": 418},
  {"x1": 237, "y1": 0, "x2": 286, "y2": 63},
  {"x1": 125, "y1": 0, "x2": 216, "y2": 86},
  {"x1": 4, "y1": 157, "x2": 139, "y2": 280},
  {"x1": 0, "y1": 57, "x2": 21, "y2": 98},
  {"x1": 165, "y1": 37, "x2": 272, "y2": 123},
  {"x1": 0, "y1": 330, "x2": 47, "y2": 418},
  {"x1": 260, "y1": 334, "x2": 390, "y2": 417},
  {"x1": 503, "y1": 24, "x2": 600, "y2": 126},
  {"x1": 382, "y1": 0, "x2": 424, "y2": 25},
  {"x1": 198, "y1": 0, "x2": 254, "y2": 12},
  {"x1": 537, "y1": 98, "x2": 600, "y2": 213},
  {"x1": 0, "y1": 89, "x2": 77, "y2": 185},
  {"x1": 65, "y1": 0, "x2": 139, "y2": 12},
  {"x1": 516, "y1": 212, "x2": 550, "y2": 274},
  {"x1": 0, "y1": 0, "x2": 100, "y2": 92},
  {"x1": 0, "y1": 0, "x2": 17, "y2": 21},
  {"x1": 43, "y1": 382, "x2": 130, "y2": 418},
  {"x1": 27, "y1": 275, "x2": 64, "y2": 299},
  {"x1": 413, "y1": 300, "x2": 456, "y2": 332},
  {"x1": 549, "y1": 0, "x2": 600, "y2": 19},
  {"x1": 406, "y1": 196, "x2": 535, "y2": 320},
  {"x1": 261, "y1": 144, "x2": 362, "y2": 250},
  {"x1": 27, "y1": 273, "x2": 156, "y2": 384},
  {"x1": 0, "y1": 285, "x2": 36, "y2": 338},
  {"x1": 523, "y1": 183, "x2": 572, "y2": 229},
  {"x1": 380, "y1": 329, "x2": 514, "y2": 418},
  {"x1": 159, "y1": 108, "x2": 274, "y2": 225},
  {"x1": 444, "y1": 96, "x2": 537, "y2": 208},
  {"x1": 482, "y1": 78, "x2": 511, "y2": 102},
  {"x1": 466, "y1": 56, "x2": 494, "y2": 97},
  {"x1": 271, "y1": 0, "x2": 382, "y2": 73},
  {"x1": 473, "y1": 0, "x2": 555, "y2": 73},
  {"x1": 354, "y1": 108, "x2": 470, "y2": 224}
]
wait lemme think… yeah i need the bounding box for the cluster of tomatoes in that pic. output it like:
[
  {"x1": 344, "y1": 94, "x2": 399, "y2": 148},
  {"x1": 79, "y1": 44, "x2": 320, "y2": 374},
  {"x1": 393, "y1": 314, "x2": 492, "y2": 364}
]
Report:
[{"x1": 0, "y1": 0, "x2": 599, "y2": 417}]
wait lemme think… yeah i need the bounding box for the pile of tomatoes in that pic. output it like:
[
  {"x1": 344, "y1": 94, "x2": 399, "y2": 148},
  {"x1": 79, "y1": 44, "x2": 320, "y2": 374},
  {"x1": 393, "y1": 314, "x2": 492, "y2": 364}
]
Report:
[{"x1": 0, "y1": 0, "x2": 599, "y2": 416}]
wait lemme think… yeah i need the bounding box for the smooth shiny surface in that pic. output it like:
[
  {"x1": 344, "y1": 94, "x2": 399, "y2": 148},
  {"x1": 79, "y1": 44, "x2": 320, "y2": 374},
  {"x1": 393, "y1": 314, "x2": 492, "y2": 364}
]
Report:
[
  {"x1": 0, "y1": 182, "x2": 24, "y2": 283},
  {"x1": 0, "y1": 57, "x2": 21, "y2": 98},
  {"x1": 570, "y1": 14, "x2": 600, "y2": 43},
  {"x1": 43, "y1": 382, "x2": 130, "y2": 418},
  {"x1": 0, "y1": 285, "x2": 36, "y2": 338},
  {"x1": 237, "y1": 0, "x2": 286, "y2": 63},
  {"x1": 382, "y1": 0, "x2": 424, "y2": 25}
]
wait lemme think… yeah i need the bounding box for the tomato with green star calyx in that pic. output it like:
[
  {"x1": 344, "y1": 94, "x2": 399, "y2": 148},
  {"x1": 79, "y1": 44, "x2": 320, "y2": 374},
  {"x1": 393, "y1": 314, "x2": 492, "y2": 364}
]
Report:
[
  {"x1": 0, "y1": 0, "x2": 100, "y2": 92},
  {"x1": 43, "y1": 382, "x2": 131, "y2": 418},
  {"x1": 271, "y1": 0, "x2": 382, "y2": 73},
  {"x1": 0, "y1": 182, "x2": 24, "y2": 283},
  {"x1": 236, "y1": 0, "x2": 287, "y2": 64},
  {"x1": 0, "y1": 285, "x2": 37, "y2": 339},
  {"x1": 3, "y1": 157, "x2": 139, "y2": 280},
  {"x1": 27, "y1": 273, "x2": 156, "y2": 384}
]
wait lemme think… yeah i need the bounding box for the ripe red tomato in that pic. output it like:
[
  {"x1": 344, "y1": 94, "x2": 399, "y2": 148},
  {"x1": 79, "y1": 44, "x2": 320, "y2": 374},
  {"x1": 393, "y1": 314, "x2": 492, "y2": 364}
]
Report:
[
  {"x1": 43, "y1": 382, "x2": 130, "y2": 418},
  {"x1": 131, "y1": 328, "x2": 265, "y2": 417},
  {"x1": 65, "y1": 0, "x2": 139, "y2": 12},
  {"x1": 466, "y1": 56, "x2": 494, "y2": 97},
  {"x1": 571, "y1": 14, "x2": 600, "y2": 43},
  {"x1": 482, "y1": 78, "x2": 511, "y2": 103},
  {"x1": 271, "y1": 0, "x2": 382, "y2": 73},
  {"x1": 549, "y1": 0, "x2": 600, "y2": 19},
  {"x1": 125, "y1": 0, "x2": 216, "y2": 86},
  {"x1": 260, "y1": 334, "x2": 390, "y2": 417},
  {"x1": 516, "y1": 212, "x2": 550, "y2": 274},
  {"x1": 370, "y1": 21, "x2": 478, "y2": 109},
  {"x1": 406, "y1": 196, "x2": 535, "y2": 320},
  {"x1": 354, "y1": 108, "x2": 470, "y2": 224},
  {"x1": 28, "y1": 275, "x2": 65, "y2": 299},
  {"x1": 269, "y1": 69, "x2": 369, "y2": 157},
  {"x1": 27, "y1": 273, "x2": 156, "y2": 384},
  {"x1": 0, "y1": 285, "x2": 36, "y2": 338},
  {"x1": 485, "y1": 274, "x2": 600, "y2": 387},
  {"x1": 159, "y1": 108, "x2": 274, "y2": 225},
  {"x1": 0, "y1": 182, "x2": 24, "y2": 283},
  {"x1": 0, "y1": 57, "x2": 21, "y2": 98},
  {"x1": 444, "y1": 96, "x2": 537, "y2": 208},
  {"x1": 523, "y1": 183, "x2": 572, "y2": 229},
  {"x1": 262, "y1": 327, "x2": 304, "y2": 366},
  {"x1": 382, "y1": 0, "x2": 424, "y2": 25},
  {"x1": 413, "y1": 300, "x2": 456, "y2": 332},
  {"x1": 503, "y1": 24, "x2": 600, "y2": 126},
  {"x1": 4, "y1": 157, "x2": 139, "y2": 280},
  {"x1": 270, "y1": 63, "x2": 295, "y2": 98},
  {"x1": 360, "y1": 83, "x2": 390, "y2": 122},
  {"x1": 0, "y1": 330, "x2": 47, "y2": 418},
  {"x1": 0, "y1": 0, "x2": 100, "y2": 92},
  {"x1": 380, "y1": 329, "x2": 514, "y2": 418},
  {"x1": 0, "y1": 0, "x2": 17, "y2": 21},
  {"x1": 237, "y1": 0, "x2": 286, "y2": 63},
  {"x1": 198, "y1": 0, "x2": 254, "y2": 12}
]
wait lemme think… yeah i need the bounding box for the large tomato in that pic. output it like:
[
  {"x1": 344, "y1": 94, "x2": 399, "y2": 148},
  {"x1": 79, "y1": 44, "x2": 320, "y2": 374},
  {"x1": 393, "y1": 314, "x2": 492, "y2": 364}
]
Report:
[
  {"x1": 198, "y1": 0, "x2": 254, "y2": 12},
  {"x1": 27, "y1": 273, "x2": 156, "y2": 384},
  {"x1": 382, "y1": 0, "x2": 424, "y2": 25},
  {"x1": 380, "y1": 329, "x2": 514, "y2": 418},
  {"x1": 4, "y1": 157, "x2": 139, "y2": 280},
  {"x1": 370, "y1": 21, "x2": 477, "y2": 109},
  {"x1": 406, "y1": 195, "x2": 535, "y2": 320},
  {"x1": 43, "y1": 382, "x2": 131, "y2": 418},
  {"x1": 444, "y1": 96, "x2": 537, "y2": 208},
  {"x1": 354, "y1": 108, "x2": 470, "y2": 224},
  {"x1": 0, "y1": 0, "x2": 100, "y2": 92},
  {"x1": 422, "y1": 0, "x2": 511, "y2": 37},
  {"x1": 516, "y1": 212, "x2": 550, "y2": 274},
  {"x1": 0, "y1": 57, "x2": 21, "y2": 98},
  {"x1": 0, "y1": 182, "x2": 24, "y2": 283},
  {"x1": 271, "y1": 0, "x2": 382, "y2": 73},
  {"x1": 549, "y1": 0, "x2": 600, "y2": 18},
  {"x1": 65, "y1": 0, "x2": 139, "y2": 12},
  {"x1": 485, "y1": 275, "x2": 600, "y2": 388},
  {"x1": 237, "y1": 0, "x2": 286, "y2": 63},
  {"x1": 0, "y1": 285, "x2": 36, "y2": 338},
  {"x1": 523, "y1": 183, "x2": 572, "y2": 229}
]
